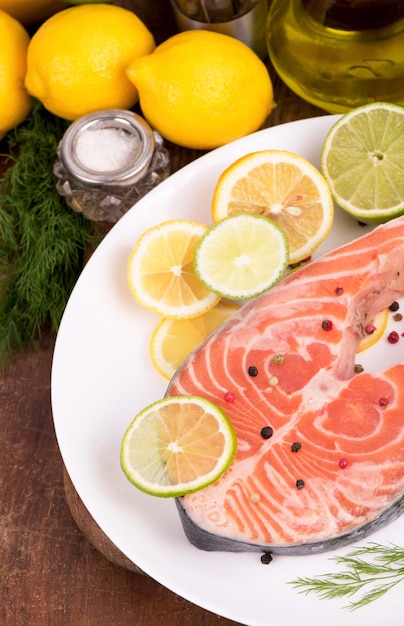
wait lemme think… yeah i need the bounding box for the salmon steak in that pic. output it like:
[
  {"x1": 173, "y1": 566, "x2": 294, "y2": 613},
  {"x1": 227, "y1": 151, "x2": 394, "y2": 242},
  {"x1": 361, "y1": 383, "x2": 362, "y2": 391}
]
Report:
[{"x1": 167, "y1": 215, "x2": 404, "y2": 555}]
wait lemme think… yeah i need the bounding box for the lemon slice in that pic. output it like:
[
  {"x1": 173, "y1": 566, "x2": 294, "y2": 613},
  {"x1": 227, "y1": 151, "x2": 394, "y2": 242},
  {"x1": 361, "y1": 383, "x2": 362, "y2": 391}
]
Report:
[
  {"x1": 120, "y1": 395, "x2": 237, "y2": 497},
  {"x1": 211, "y1": 150, "x2": 334, "y2": 264},
  {"x1": 150, "y1": 301, "x2": 240, "y2": 379},
  {"x1": 127, "y1": 220, "x2": 220, "y2": 319},
  {"x1": 321, "y1": 102, "x2": 404, "y2": 224},
  {"x1": 357, "y1": 308, "x2": 389, "y2": 353},
  {"x1": 194, "y1": 213, "x2": 289, "y2": 300}
]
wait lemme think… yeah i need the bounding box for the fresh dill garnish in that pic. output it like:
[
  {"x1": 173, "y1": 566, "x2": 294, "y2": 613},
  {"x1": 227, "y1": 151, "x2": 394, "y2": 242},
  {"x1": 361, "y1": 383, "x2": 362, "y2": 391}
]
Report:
[
  {"x1": 0, "y1": 99, "x2": 98, "y2": 365},
  {"x1": 290, "y1": 542, "x2": 404, "y2": 610}
]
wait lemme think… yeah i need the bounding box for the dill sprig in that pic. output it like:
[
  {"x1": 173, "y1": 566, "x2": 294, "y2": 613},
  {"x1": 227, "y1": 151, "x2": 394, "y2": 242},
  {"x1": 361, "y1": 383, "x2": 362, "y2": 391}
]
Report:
[
  {"x1": 0, "y1": 99, "x2": 98, "y2": 365},
  {"x1": 290, "y1": 542, "x2": 404, "y2": 610}
]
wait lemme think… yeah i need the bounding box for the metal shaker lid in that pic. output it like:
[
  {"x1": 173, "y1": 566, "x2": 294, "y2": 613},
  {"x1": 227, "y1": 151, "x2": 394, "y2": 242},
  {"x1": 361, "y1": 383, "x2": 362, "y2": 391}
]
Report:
[{"x1": 58, "y1": 109, "x2": 157, "y2": 187}]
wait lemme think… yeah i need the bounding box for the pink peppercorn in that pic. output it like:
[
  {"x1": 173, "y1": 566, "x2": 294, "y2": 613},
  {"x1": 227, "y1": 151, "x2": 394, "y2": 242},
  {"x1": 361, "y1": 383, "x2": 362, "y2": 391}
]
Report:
[
  {"x1": 379, "y1": 397, "x2": 389, "y2": 407},
  {"x1": 388, "y1": 331, "x2": 400, "y2": 344},
  {"x1": 339, "y1": 458, "x2": 349, "y2": 469},
  {"x1": 224, "y1": 391, "x2": 235, "y2": 403},
  {"x1": 322, "y1": 320, "x2": 333, "y2": 331},
  {"x1": 365, "y1": 324, "x2": 376, "y2": 334}
]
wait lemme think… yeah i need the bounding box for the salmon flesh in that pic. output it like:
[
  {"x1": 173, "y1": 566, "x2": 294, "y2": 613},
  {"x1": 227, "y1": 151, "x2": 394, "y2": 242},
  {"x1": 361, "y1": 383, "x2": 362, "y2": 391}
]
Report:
[{"x1": 167, "y1": 216, "x2": 404, "y2": 555}]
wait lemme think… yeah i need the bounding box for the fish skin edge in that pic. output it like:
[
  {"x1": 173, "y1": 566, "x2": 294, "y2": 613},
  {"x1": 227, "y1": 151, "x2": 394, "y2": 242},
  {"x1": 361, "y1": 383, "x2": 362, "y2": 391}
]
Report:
[{"x1": 175, "y1": 495, "x2": 404, "y2": 555}]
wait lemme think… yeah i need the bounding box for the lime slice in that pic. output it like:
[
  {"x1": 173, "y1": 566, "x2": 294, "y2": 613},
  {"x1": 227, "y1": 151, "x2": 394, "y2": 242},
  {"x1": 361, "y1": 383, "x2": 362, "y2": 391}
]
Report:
[
  {"x1": 120, "y1": 395, "x2": 237, "y2": 497},
  {"x1": 194, "y1": 213, "x2": 289, "y2": 300},
  {"x1": 321, "y1": 102, "x2": 404, "y2": 224}
]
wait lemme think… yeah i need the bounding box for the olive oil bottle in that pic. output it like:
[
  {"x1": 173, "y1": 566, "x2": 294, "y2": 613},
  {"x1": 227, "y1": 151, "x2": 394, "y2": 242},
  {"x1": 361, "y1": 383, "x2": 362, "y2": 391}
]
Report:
[{"x1": 266, "y1": 0, "x2": 404, "y2": 113}]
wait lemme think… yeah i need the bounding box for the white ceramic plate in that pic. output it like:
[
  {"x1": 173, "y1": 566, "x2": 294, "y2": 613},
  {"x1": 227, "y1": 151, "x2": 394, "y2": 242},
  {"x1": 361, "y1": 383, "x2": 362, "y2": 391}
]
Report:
[{"x1": 51, "y1": 115, "x2": 404, "y2": 626}]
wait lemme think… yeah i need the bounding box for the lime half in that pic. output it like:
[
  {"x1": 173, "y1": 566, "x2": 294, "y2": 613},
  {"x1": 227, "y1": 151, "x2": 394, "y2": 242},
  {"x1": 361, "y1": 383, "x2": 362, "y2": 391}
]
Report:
[
  {"x1": 321, "y1": 102, "x2": 404, "y2": 224},
  {"x1": 194, "y1": 213, "x2": 289, "y2": 300},
  {"x1": 121, "y1": 396, "x2": 237, "y2": 497}
]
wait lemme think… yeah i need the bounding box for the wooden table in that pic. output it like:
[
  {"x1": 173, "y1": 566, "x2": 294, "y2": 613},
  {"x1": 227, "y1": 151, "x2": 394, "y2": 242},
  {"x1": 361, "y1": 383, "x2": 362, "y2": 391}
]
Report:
[{"x1": 1, "y1": 2, "x2": 325, "y2": 624}]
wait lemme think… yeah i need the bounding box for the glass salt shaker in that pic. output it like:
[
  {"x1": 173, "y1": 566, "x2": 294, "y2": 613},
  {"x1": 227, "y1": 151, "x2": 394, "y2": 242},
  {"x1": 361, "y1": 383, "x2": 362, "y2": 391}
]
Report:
[{"x1": 54, "y1": 109, "x2": 170, "y2": 223}]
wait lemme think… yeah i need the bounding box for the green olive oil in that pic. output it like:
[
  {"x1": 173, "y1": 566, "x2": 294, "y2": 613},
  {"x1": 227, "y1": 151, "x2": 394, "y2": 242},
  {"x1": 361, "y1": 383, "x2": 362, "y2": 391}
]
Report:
[{"x1": 266, "y1": 0, "x2": 404, "y2": 113}]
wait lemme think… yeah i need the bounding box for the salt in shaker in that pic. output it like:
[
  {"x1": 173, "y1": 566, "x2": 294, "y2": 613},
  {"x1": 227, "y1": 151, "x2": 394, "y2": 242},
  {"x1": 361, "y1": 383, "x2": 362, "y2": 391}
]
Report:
[{"x1": 54, "y1": 109, "x2": 170, "y2": 223}]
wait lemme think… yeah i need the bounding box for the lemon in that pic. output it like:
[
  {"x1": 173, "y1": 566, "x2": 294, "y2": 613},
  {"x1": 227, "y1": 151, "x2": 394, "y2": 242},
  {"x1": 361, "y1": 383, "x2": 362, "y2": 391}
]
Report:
[
  {"x1": 194, "y1": 214, "x2": 289, "y2": 300},
  {"x1": 212, "y1": 150, "x2": 334, "y2": 265},
  {"x1": 126, "y1": 30, "x2": 273, "y2": 150},
  {"x1": 127, "y1": 220, "x2": 220, "y2": 319},
  {"x1": 120, "y1": 395, "x2": 237, "y2": 497},
  {"x1": 150, "y1": 301, "x2": 239, "y2": 380},
  {"x1": 357, "y1": 308, "x2": 389, "y2": 353},
  {"x1": 24, "y1": 4, "x2": 155, "y2": 121},
  {"x1": 0, "y1": 0, "x2": 65, "y2": 26},
  {"x1": 66, "y1": 0, "x2": 112, "y2": 3},
  {"x1": 0, "y1": 10, "x2": 32, "y2": 140},
  {"x1": 321, "y1": 102, "x2": 404, "y2": 224}
]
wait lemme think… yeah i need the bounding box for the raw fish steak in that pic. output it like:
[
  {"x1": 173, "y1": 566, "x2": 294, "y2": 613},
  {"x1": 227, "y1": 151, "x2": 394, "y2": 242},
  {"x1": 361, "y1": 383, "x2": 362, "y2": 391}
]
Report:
[{"x1": 167, "y1": 216, "x2": 404, "y2": 555}]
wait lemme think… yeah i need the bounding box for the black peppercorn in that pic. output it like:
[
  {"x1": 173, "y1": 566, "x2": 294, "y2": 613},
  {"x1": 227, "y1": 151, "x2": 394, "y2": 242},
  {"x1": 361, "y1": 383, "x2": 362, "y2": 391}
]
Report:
[
  {"x1": 260, "y1": 552, "x2": 273, "y2": 565},
  {"x1": 291, "y1": 442, "x2": 302, "y2": 453},
  {"x1": 248, "y1": 365, "x2": 258, "y2": 377},
  {"x1": 296, "y1": 479, "x2": 305, "y2": 490},
  {"x1": 261, "y1": 426, "x2": 273, "y2": 439}
]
